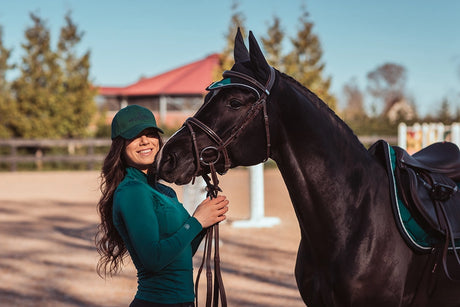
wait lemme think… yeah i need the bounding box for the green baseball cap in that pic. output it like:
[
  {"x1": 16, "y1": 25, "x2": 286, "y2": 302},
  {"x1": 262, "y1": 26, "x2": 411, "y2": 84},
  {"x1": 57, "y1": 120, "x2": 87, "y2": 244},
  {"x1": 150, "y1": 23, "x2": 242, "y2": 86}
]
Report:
[{"x1": 111, "y1": 105, "x2": 164, "y2": 140}]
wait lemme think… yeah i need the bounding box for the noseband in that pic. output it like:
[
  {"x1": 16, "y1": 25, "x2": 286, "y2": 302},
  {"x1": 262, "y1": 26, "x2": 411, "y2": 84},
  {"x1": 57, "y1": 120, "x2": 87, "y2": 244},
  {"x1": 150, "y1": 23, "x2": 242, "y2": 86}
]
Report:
[{"x1": 185, "y1": 66, "x2": 276, "y2": 182}]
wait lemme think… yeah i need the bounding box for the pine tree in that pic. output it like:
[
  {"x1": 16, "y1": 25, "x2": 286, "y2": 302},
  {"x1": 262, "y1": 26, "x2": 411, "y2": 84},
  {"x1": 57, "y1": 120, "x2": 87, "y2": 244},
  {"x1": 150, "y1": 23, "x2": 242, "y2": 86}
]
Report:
[
  {"x1": 10, "y1": 12, "x2": 96, "y2": 139},
  {"x1": 57, "y1": 12, "x2": 97, "y2": 138},
  {"x1": 342, "y1": 78, "x2": 366, "y2": 121},
  {"x1": 261, "y1": 17, "x2": 284, "y2": 69},
  {"x1": 455, "y1": 107, "x2": 460, "y2": 123},
  {"x1": 213, "y1": 0, "x2": 247, "y2": 81},
  {"x1": 437, "y1": 98, "x2": 452, "y2": 124},
  {"x1": 283, "y1": 6, "x2": 337, "y2": 110},
  {"x1": 11, "y1": 13, "x2": 64, "y2": 138},
  {"x1": 0, "y1": 26, "x2": 16, "y2": 138}
]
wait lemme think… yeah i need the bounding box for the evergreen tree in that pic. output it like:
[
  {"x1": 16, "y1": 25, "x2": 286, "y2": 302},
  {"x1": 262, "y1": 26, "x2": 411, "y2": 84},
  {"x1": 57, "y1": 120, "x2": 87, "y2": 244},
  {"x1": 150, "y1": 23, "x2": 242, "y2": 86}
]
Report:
[
  {"x1": 214, "y1": 0, "x2": 246, "y2": 81},
  {"x1": 57, "y1": 12, "x2": 97, "y2": 138},
  {"x1": 217, "y1": 4, "x2": 336, "y2": 109},
  {"x1": 261, "y1": 16, "x2": 284, "y2": 69},
  {"x1": 455, "y1": 107, "x2": 460, "y2": 123},
  {"x1": 10, "y1": 12, "x2": 96, "y2": 139},
  {"x1": 342, "y1": 78, "x2": 366, "y2": 121},
  {"x1": 437, "y1": 98, "x2": 452, "y2": 124},
  {"x1": 0, "y1": 26, "x2": 16, "y2": 138},
  {"x1": 283, "y1": 6, "x2": 336, "y2": 110},
  {"x1": 11, "y1": 13, "x2": 64, "y2": 138}
]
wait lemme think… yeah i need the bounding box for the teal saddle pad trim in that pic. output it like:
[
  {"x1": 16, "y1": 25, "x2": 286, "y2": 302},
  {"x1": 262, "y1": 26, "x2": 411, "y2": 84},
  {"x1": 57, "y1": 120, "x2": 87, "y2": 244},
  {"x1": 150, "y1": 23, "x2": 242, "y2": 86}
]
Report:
[{"x1": 389, "y1": 145, "x2": 460, "y2": 248}]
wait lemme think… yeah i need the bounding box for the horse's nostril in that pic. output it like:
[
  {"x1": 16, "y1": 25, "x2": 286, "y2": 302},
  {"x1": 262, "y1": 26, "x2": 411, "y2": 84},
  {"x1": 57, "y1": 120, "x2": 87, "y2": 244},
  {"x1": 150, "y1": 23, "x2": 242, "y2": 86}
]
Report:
[{"x1": 164, "y1": 152, "x2": 177, "y2": 170}]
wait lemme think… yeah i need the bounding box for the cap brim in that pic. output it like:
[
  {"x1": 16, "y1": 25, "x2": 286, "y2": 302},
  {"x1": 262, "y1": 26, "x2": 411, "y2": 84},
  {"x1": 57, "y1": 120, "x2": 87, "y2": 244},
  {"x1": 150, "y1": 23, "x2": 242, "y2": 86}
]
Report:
[{"x1": 120, "y1": 123, "x2": 164, "y2": 139}]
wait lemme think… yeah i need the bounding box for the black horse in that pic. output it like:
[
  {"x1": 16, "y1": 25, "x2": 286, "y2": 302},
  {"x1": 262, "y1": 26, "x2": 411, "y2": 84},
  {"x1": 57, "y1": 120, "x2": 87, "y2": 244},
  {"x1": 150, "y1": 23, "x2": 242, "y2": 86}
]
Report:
[{"x1": 157, "y1": 30, "x2": 460, "y2": 306}]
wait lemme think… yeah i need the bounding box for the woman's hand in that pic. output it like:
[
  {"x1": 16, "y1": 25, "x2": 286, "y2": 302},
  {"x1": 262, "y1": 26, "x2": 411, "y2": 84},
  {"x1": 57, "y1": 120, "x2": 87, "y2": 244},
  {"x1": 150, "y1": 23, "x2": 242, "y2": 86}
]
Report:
[{"x1": 192, "y1": 195, "x2": 229, "y2": 228}]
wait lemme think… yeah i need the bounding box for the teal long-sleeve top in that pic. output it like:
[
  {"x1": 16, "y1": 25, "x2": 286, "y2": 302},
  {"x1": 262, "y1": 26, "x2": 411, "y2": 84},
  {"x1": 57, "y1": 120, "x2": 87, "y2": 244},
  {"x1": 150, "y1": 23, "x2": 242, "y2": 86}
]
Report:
[{"x1": 113, "y1": 167, "x2": 205, "y2": 304}]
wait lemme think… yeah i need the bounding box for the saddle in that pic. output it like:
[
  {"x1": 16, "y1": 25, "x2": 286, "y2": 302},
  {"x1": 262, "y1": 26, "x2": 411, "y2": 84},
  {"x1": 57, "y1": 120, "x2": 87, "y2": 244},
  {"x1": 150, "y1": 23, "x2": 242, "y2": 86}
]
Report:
[
  {"x1": 370, "y1": 140, "x2": 460, "y2": 281},
  {"x1": 393, "y1": 142, "x2": 460, "y2": 239}
]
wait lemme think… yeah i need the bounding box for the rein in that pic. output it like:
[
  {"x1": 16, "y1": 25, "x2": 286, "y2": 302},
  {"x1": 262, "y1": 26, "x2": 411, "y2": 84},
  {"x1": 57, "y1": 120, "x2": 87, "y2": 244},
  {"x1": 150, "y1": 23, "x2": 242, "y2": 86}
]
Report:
[
  {"x1": 194, "y1": 171, "x2": 226, "y2": 307},
  {"x1": 188, "y1": 67, "x2": 276, "y2": 307}
]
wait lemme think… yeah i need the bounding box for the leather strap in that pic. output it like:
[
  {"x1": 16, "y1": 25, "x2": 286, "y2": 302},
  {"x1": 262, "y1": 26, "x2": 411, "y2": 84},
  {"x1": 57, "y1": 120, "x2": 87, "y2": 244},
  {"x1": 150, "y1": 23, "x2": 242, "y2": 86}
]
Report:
[
  {"x1": 437, "y1": 200, "x2": 460, "y2": 281},
  {"x1": 184, "y1": 66, "x2": 276, "y2": 177},
  {"x1": 195, "y1": 164, "x2": 227, "y2": 307},
  {"x1": 190, "y1": 67, "x2": 276, "y2": 306}
]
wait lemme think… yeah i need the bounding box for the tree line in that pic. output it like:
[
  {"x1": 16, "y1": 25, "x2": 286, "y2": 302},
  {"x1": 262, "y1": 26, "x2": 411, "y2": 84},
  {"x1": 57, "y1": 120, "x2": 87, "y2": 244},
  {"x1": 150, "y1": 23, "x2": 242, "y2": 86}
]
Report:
[
  {"x1": 216, "y1": 2, "x2": 337, "y2": 111},
  {"x1": 0, "y1": 12, "x2": 97, "y2": 139},
  {"x1": 0, "y1": 4, "x2": 458, "y2": 140},
  {"x1": 221, "y1": 2, "x2": 460, "y2": 136},
  {"x1": 342, "y1": 63, "x2": 460, "y2": 135}
]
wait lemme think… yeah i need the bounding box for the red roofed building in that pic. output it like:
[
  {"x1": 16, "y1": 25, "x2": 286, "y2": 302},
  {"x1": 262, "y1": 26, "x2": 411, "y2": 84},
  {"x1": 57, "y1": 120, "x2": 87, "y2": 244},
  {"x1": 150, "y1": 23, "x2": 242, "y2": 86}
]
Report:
[{"x1": 97, "y1": 53, "x2": 220, "y2": 128}]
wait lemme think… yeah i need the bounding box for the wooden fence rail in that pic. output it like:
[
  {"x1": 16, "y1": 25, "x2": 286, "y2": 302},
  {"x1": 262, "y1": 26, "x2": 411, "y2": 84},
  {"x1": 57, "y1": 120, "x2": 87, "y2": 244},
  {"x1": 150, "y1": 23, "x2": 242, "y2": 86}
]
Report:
[
  {"x1": 0, "y1": 139, "x2": 112, "y2": 171},
  {"x1": 0, "y1": 136, "x2": 397, "y2": 172}
]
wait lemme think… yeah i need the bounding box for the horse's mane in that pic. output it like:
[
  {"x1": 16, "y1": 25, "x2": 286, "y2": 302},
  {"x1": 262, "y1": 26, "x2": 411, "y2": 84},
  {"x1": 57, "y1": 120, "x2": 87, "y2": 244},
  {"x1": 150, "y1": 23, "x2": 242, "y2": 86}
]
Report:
[{"x1": 278, "y1": 70, "x2": 366, "y2": 152}]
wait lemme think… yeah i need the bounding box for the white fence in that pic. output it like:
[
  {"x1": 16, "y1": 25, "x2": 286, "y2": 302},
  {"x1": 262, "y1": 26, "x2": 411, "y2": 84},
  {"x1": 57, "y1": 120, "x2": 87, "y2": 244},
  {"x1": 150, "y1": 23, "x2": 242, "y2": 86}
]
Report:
[{"x1": 398, "y1": 122, "x2": 460, "y2": 153}]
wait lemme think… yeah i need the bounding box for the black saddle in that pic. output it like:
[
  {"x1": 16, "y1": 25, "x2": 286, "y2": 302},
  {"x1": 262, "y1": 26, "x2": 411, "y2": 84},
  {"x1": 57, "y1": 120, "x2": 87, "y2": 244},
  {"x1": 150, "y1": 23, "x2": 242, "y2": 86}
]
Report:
[
  {"x1": 391, "y1": 142, "x2": 460, "y2": 280},
  {"x1": 396, "y1": 142, "x2": 460, "y2": 182},
  {"x1": 370, "y1": 140, "x2": 460, "y2": 281},
  {"x1": 393, "y1": 142, "x2": 460, "y2": 238}
]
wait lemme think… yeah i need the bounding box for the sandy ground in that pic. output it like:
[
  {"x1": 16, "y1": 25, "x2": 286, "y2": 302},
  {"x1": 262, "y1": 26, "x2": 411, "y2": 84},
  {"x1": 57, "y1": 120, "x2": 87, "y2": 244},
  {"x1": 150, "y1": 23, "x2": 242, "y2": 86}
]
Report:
[{"x1": 0, "y1": 168, "x2": 305, "y2": 307}]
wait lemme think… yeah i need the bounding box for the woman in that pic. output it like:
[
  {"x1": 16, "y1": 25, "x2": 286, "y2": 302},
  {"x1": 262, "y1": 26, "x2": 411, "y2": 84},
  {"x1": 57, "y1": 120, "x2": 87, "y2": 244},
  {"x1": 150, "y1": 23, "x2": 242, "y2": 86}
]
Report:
[{"x1": 96, "y1": 105, "x2": 229, "y2": 307}]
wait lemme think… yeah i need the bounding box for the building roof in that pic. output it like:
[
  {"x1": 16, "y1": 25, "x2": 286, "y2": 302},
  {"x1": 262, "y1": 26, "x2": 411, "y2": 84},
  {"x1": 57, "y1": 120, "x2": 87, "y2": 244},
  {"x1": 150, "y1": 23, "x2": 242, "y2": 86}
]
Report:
[{"x1": 98, "y1": 53, "x2": 220, "y2": 97}]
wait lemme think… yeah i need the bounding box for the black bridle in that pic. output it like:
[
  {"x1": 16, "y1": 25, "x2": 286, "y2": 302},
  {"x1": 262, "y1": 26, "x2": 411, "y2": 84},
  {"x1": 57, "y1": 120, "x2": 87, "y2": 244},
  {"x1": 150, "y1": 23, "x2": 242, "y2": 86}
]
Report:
[
  {"x1": 185, "y1": 66, "x2": 276, "y2": 185},
  {"x1": 187, "y1": 66, "x2": 276, "y2": 307}
]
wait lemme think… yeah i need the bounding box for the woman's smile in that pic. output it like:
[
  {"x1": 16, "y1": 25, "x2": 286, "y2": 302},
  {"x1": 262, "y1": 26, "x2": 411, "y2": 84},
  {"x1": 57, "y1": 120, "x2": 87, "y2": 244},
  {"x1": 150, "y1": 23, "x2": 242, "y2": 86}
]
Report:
[
  {"x1": 138, "y1": 148, "x2": 153, "y2": 155},
  {"x1": 124, "y1": 129, "x2": 160, "y2": 173}
]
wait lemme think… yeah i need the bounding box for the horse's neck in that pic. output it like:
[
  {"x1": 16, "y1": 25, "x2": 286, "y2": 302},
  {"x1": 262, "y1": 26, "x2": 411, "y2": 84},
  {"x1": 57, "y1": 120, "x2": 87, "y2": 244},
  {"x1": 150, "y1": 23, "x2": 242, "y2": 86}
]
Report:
[{"x1": 270, "y1": 88, "x2": 387, "y2": 249}]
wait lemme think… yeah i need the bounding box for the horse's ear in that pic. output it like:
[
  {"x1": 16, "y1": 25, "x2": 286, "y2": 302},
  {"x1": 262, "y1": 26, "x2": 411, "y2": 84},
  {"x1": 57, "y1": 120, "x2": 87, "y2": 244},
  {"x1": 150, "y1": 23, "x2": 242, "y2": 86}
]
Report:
[
  {"x1": 234, "y1": 28, "x2": 249, "y2": 64},
  {"x1": 248, "y1": 31, "x2": 271, "y2": 79}
]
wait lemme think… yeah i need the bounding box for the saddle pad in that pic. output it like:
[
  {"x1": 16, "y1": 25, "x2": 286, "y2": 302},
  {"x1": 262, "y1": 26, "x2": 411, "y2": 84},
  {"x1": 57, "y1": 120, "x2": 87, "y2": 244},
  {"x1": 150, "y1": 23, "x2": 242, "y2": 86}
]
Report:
[
  {"x1": 388, "y1": 144, "x2": 437, "y2": 251},
  {"x1": 370, "y1": 140, "x2": 460, "y2": 253}
]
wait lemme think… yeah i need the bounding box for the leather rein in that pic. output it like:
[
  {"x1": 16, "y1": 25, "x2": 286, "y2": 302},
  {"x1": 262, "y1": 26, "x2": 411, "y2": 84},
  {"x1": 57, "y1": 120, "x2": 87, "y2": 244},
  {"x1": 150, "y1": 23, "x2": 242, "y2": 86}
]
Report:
[{"x1": 186, "y1": 67, "x2": 276, "y2": 307}]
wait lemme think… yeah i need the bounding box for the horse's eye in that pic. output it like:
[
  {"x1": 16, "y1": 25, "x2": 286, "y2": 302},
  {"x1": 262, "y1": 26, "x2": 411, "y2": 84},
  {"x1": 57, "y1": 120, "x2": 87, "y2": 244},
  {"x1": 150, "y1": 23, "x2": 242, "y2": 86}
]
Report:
[{"x1": 227, "y1": 99, "x2": 243, "y2": 110}]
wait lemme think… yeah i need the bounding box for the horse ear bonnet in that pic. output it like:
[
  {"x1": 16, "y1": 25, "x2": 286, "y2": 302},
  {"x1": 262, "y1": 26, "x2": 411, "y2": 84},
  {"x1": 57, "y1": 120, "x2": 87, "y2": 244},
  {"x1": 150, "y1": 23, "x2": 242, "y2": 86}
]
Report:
[
  {"x1": 248, "y1": 31, "x2": 271, "y2": 80},
  {"x1": 206, "y1": 28, "x2": 263, "y2": 98},
  {"x1": 234, "y1": 28, "x2": 250, "y2": 63}
]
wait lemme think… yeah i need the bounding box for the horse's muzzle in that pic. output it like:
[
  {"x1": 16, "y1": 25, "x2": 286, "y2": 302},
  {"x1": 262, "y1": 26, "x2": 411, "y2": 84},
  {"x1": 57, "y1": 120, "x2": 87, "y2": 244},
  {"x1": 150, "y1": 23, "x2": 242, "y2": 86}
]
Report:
[{"x1": 157, "y1": 150, "x2": 196, "y2": 185}]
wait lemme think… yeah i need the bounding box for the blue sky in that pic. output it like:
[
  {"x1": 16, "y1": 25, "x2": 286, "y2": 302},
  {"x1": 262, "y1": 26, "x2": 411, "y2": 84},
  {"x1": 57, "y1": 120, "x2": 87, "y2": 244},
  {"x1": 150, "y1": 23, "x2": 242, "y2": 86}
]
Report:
[{"x1": 2, "y1": 0, "x2": 459, "y2": 116}]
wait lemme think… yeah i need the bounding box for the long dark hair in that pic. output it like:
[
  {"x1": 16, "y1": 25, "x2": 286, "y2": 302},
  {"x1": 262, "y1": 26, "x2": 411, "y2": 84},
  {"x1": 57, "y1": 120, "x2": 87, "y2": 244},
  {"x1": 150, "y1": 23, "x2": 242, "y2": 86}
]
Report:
[
  {"x1": 95, "y1": 131, "x2": 163, "y2": 278},
  {"x1": 96, "y1": 137, "x2": 127, "y2": 277}
]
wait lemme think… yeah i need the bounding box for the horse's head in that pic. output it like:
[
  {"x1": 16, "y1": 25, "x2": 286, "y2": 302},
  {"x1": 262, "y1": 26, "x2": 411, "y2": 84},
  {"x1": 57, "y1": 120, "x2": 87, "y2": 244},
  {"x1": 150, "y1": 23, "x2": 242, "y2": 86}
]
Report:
[{"x1": 157, "y1": 29, "x2": 276, "y2": 184}]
